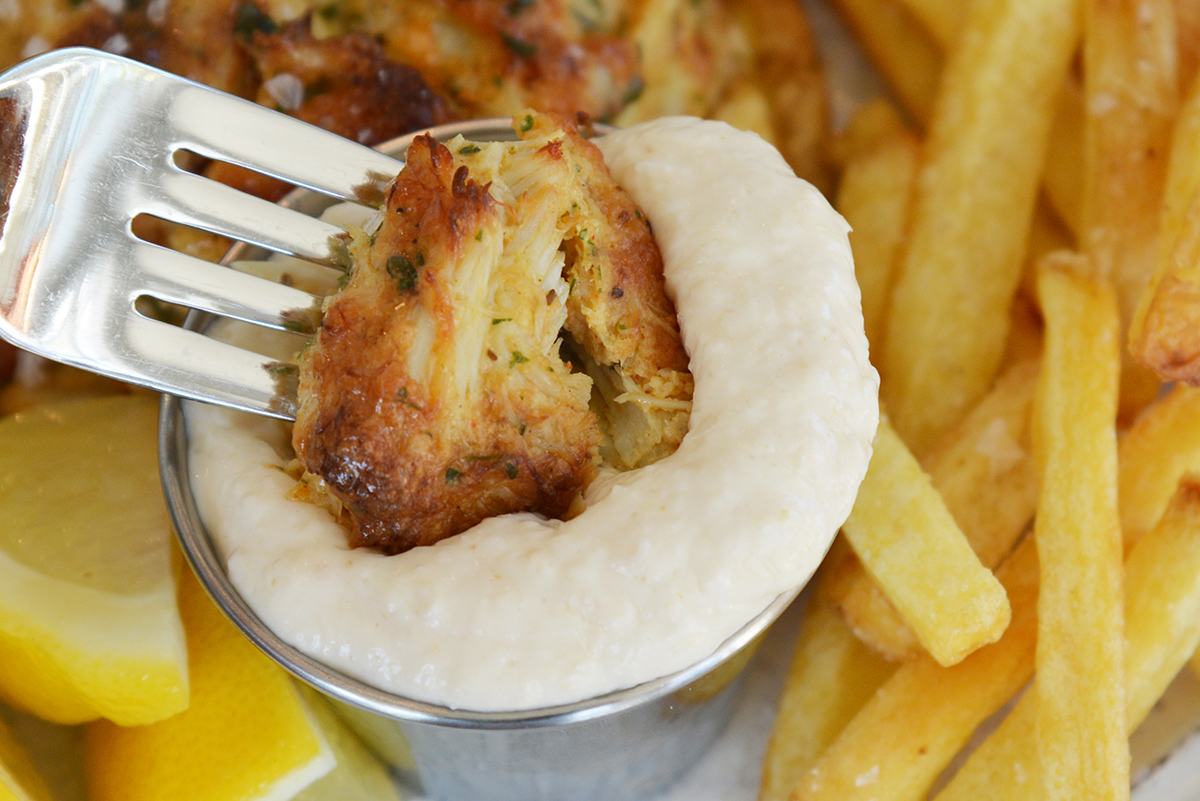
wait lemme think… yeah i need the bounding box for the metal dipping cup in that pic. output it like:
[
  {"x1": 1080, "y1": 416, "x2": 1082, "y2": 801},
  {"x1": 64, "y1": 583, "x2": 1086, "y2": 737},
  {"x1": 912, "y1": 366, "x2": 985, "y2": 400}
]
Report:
[{"x1": 159, "y1": 120, "x2": 810, "y2": 801}]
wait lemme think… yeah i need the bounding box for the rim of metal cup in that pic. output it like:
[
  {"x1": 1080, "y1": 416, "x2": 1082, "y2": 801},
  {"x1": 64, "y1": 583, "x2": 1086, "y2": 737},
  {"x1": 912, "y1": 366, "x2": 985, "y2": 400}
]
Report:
[{"x1": 159, "y1": 118, "x2": 807, "y2": 729}]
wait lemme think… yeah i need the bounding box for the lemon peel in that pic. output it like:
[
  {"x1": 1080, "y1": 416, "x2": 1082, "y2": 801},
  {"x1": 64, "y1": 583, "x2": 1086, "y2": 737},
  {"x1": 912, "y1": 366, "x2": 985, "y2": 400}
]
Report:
[
  {"x1": 0, "y1": 396, "x2": 187, "y2": 725},
  {"x1": 86, "y1": 571, "x2": 401, "y2": 801}
]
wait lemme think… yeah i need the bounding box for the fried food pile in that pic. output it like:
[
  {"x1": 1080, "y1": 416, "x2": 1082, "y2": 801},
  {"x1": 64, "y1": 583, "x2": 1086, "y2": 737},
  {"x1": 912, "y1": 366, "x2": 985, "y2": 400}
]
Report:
[
  {"x1": 0, "y1": 0, "x2": 828, "y2": 266},
  {"x1": 0, "y1": 0, "x2": 827, "y2": 188},
  {"x1": 0, "y1": 0, "x2": 827, "y2": 533},
  {"x1": 292, "y1": 112, "x2": 691, "y2": 553}
]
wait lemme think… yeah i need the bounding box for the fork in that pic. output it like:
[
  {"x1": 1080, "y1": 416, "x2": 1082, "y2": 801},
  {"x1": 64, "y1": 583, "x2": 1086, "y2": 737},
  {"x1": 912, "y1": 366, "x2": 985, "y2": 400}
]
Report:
[{"x1": 0, "y1": 47, "x2": 423, "y2": 420}]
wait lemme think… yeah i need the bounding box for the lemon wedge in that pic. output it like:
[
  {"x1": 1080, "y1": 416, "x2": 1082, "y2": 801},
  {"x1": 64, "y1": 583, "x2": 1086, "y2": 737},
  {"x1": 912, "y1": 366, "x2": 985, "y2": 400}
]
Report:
[
  {"x1": 85, "y1": 570, "x2": 403, "y2": 801},
  {"x1": 294, "y1": 688, "x2": 408, "y2": 801},
  {"x1": 0, "y1": 715, "x2": 55, "y2": 801},
  {"x1": 0, "y1": 395, "x2": 188, "y2": 725}
]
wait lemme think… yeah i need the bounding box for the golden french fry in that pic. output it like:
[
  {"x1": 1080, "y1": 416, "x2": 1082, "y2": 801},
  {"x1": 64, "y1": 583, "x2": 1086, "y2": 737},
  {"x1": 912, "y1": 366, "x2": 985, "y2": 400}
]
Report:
[
  {"x1": 1119, "y1": 385, "x2": 1200, "y2": 548},
  {"x1": 1130, "y1": 75, "x2": 1200, "y2": 382},
  {"x1": 1121, "y1": 476, "x2": 1200, "y2": 741},
  {"x1": 710, "y1": 82, "x2": 777, "y2": 145},
  {"x1": 812, "y1": 535, "x2": 860, "y2": 607},
  {"x1": 1083, "y1": 0, "x2": 1175, "y2": 420},
  {"x1": 1082, "y1": 0, "x2": 1178, "y2": 285},
  {"x1": 1017, "y1": 203, "x2": 1075, "y2": 304},
  {"x1": 826, "y1": 0, "x2": 941, "y2": 126},
  {"x1": 828, "y1": 99, "x2": 909, "y2": 169},
  {"x1": 725, "y1": 0, "x2": 832, "y2": 193},
  {"x1": 896, "y1": 0, "x2": 961, "y2": 47},
  {"x1": 1042, "y1": 78, "x2": 1086, "y2": 241},
  {"x1": 794, "y1": 537, "x2": 1038, "y2": 801},
  {"x1": 1177, "y1": 0, "x2": 1200, "y2": 91},
  {"x1": 1000, "y1": 290, "x2": 1046, "y2": 371},
  {"x1": 882, "y1": 0, "x2": 1080, "y2": 455},
  {"x1": 834, "y1": 358, "x2": 1039, "y2": 662},
  {"x1": 892, "y1": 0, "x2": 1084, "y2": 240},
  {"x1": 836, "y1": 128, "x2": 919, "y2": 354},
  {"x1": 1033, "y1": 255, "x2": 1128, "y2": 801},
  {"x1": 757, "y1": 602, "x2": 895, "y2": 801},
  {"x1": 841, "y1": 418, "x2": 1011, "y2": 666},
  {"x1": 922, "y1": 358, "x2": 1040, "y2": 566},
  {"x1": 1131, "y1": 219, "x2": 1200, "y2": 383},
  {"x1": 832, "y1": 571, "x2": 919, "y2": 661},
  {"x1": 935, "y1": 474, "x2": 1200, "y2": 801}
]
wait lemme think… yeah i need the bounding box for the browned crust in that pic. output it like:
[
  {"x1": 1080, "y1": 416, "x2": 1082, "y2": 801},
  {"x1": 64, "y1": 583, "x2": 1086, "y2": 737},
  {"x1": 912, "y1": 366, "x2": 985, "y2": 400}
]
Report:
[
  {"x1": 207, "y1": 17, "x2": 456, "y2": 202},
  {"x1": 374, "y1": 0, "x2": 641, "y2": 120},
  {"x1": 59, "y1": 6, "x2": 456, "y2": 204},
  {"x1": 294, "y1": 113, "x2": 695, "y2": 553},
  {"x1": 1133, "y1": 274, "x2": 1200, "y2": 384},
  {"x1": 54, "y1": 2, "x2": 257, "y2": 99},
  {"x1": 248, "y1": 19, "x2": 455, "y2": 145},
  {"x1": 547, "y1": 116, "x2": 691, "y2": 388},
  {"x1": 294, "y1": 134, "x2": 604, "y2": 553}
]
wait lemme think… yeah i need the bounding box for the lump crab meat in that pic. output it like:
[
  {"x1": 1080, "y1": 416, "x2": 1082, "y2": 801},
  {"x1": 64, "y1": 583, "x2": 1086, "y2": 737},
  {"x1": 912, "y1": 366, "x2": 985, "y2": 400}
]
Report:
[{"x1": 292, "y1": 112, "x2": 692, "y2": 553}]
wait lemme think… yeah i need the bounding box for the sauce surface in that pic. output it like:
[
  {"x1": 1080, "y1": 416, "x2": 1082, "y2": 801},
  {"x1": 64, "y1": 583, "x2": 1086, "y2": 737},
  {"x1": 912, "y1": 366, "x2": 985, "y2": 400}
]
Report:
[{"x1": 186, "y1": 117, "x2": 879, "y2": 711}]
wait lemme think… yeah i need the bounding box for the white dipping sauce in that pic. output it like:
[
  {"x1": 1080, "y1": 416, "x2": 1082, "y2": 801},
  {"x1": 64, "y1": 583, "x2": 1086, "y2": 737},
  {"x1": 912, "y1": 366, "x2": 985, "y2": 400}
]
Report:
[{"x1": 186, "y1": 117, "x2": 879, "y2": 711}]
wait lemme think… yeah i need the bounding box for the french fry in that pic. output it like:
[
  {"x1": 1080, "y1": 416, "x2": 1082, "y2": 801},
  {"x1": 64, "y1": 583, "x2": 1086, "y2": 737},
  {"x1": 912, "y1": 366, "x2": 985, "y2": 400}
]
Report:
[
  {"x1": 922, "y1": 358, "x2": 1040, "y2": 567},
  {"x1": 1018, "y1": 202, "x2": 1075, "y2": 304},
  {"x1": 833, "y1": 568, "x2": 919, "y2": 661},
  {"x1": 1042, "y1": 81, "x2": 1086, "y2": 240},
  {"x1": 1000, "y1": 290, "x2": 1046, "y2": 371},
  {"x1": 841, "y1": 418, "x2": 1011, "y2": 667},
  {"x1": 935, "y1": 475, "x2": 1200, "y2": 801},
  {"x1": 1082, "y1": 0, "x2": 1178, "y2": 284},
  {"x1": 828, "y1": 98, "x2": 908, "y2": 169},
  {"x1": 793, "y1": 537, "x2": 1038, "y2": 801},
  {"x1": 757, "y1": 601, "x2": 895, "y2": 801},
  {"x1": 834, "y1": 358, "x2": 1039, "y2": 662},
  {"x1": 1176, "y1": 0, "x2": 1200, "y2": 90},
  {"x1": 1118, "y1": 385, "x2": 1200, "y2": 547},
  {"x1": 825, "y1": 0, "x2": 941, "y2": 126},
  {"x1": 1130, "y1": 75, "x2": 1200, "y2": 382},
  {"x1": 835, "y1": 128, "x2": 919, "y2": 355},
  {"x1": 725, "y1": 0, "x2": 832, "y2": 193},
  {"x1": 1082, "y1": 0, "x2": 1176, "y2": 420},
  {"x1": 896, "y1": 0, "x2": 961, "y2": 48},
  {"x1": 711, "y1": 82, "x2": 778, "y2": 147},
  {"x1": 881, "y1": 0, "x2": 1080, "y2": 454},
  {"x1": 812, "y1": 535, "x2": 861, "y2": 607},
  {"x1": 1033, "y1": 255, "x2": 1128, "y2": 801},
  {"x1": 894, "y1": 0, "x2": 1085, "y2": 241}
]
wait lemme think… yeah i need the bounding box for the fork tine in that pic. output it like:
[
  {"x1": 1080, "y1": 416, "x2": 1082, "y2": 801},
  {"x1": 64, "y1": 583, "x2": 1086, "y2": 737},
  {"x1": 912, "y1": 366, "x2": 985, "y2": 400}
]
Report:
[
  {"x1": 0, "y1": 49, "x2": 453, "y2": 420},
  {"x1": 121, "y1": 316, "x2": 296, "y2": 418},
  {"x1": 133, "y1": 242, "x2": 322, "y2": 332},
  {"x1": 169, "y1": 83, "x2": 405, "y2": 201},
  {"x1": 151, "y1": 169, "x2": 352, "y2": 262}
]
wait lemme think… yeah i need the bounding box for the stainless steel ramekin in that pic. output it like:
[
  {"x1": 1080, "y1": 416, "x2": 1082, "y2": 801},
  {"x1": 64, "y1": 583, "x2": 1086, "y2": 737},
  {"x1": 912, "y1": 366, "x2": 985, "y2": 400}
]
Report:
[{"x1": 158, "y1": 120, "x2": 809, "y2": 801}]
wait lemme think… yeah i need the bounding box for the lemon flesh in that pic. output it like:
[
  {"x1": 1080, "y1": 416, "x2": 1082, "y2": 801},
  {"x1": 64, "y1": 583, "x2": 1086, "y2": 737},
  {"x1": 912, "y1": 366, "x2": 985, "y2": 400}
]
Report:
[
  {"x1": 0, "y1": 396, "x2": 188, "y2": 725},
  {"x1": 85, "y1": 570, "x2": 405, "y2": 801}
]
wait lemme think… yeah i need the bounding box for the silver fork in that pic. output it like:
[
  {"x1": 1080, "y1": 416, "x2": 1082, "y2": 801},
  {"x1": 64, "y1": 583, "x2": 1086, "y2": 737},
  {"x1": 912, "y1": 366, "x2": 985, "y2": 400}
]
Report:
[{"x1": 0, "y1": 47, "x2": 416, "y2": 419}]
